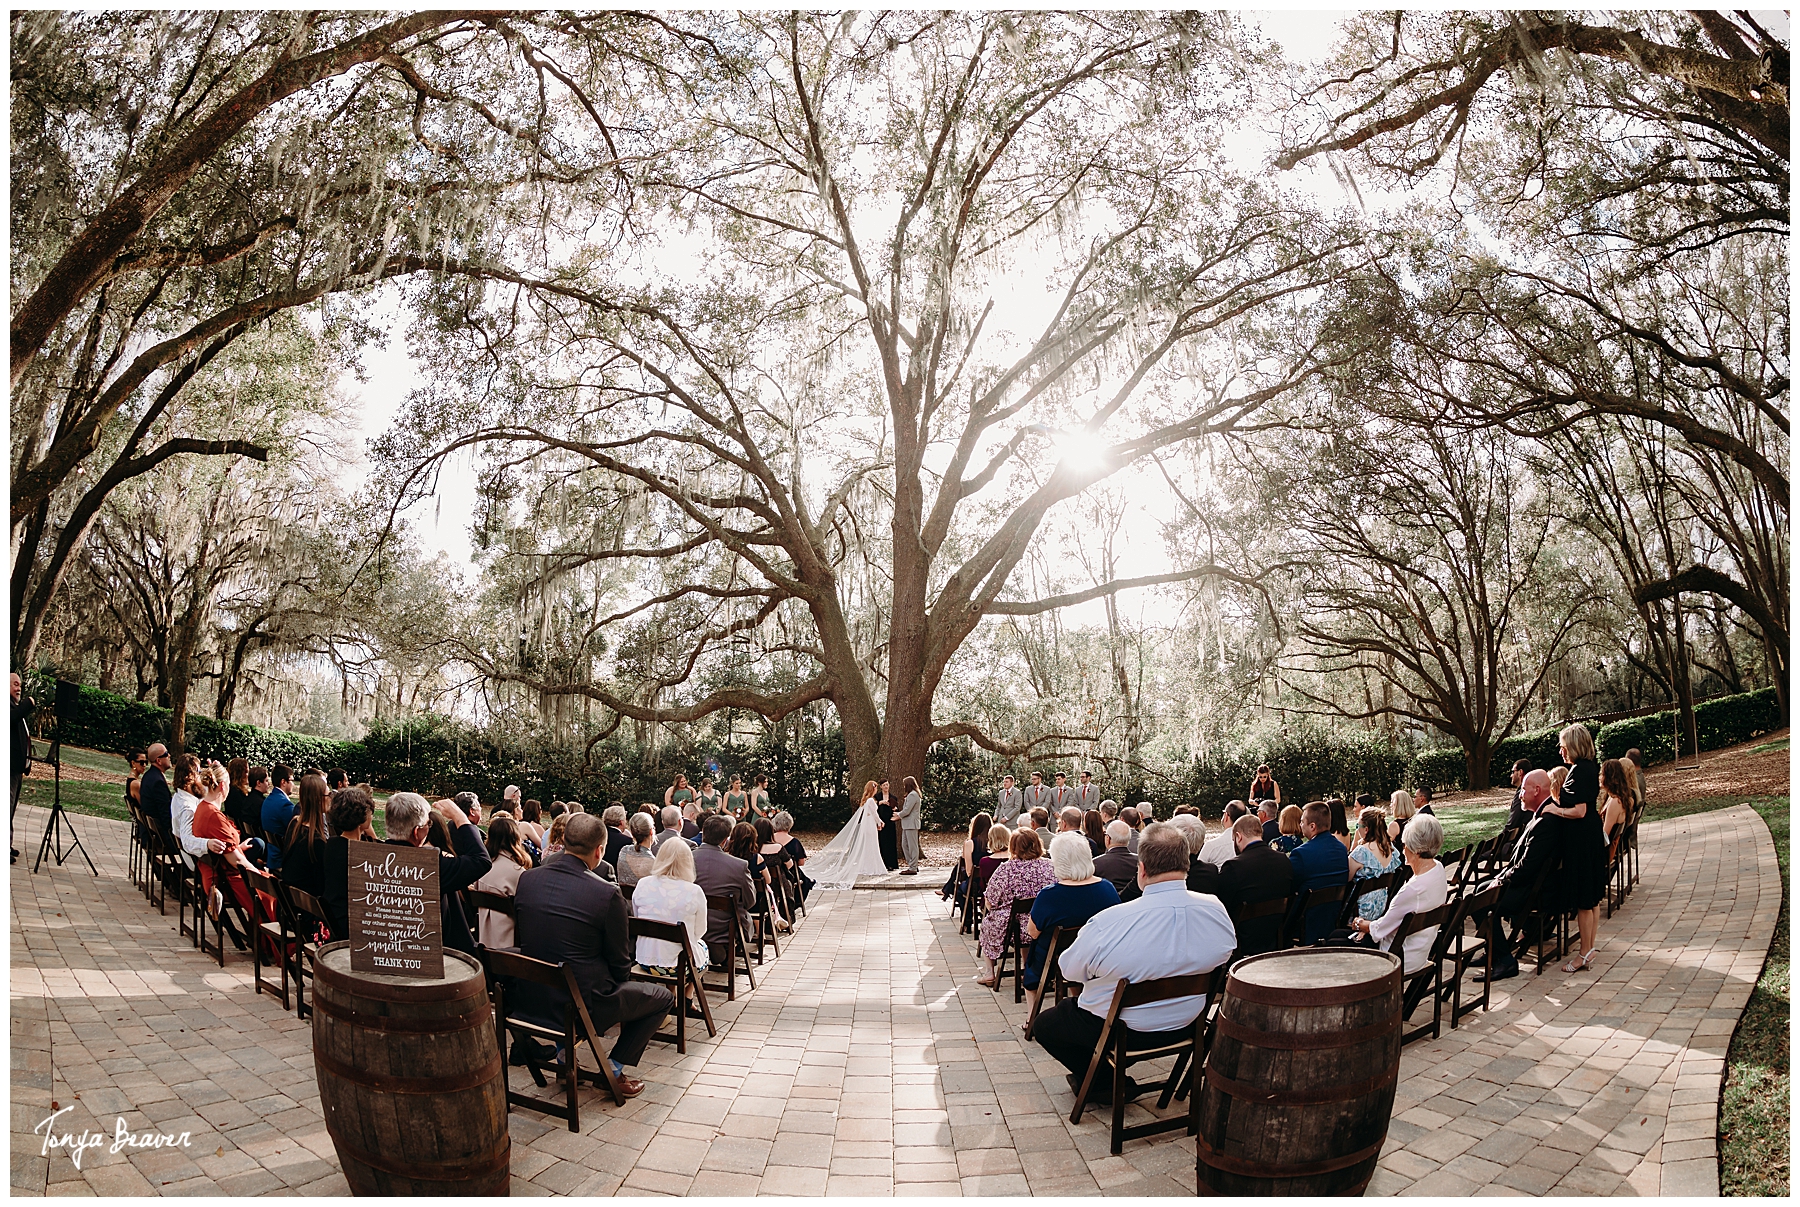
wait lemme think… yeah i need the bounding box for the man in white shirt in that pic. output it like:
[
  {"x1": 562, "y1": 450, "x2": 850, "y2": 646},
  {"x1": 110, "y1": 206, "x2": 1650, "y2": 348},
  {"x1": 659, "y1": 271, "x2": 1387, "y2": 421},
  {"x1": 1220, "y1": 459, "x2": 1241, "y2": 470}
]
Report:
[
  {"x1": 1032, "y1": 822, "x2": 1237, "y2": 1104},
  {"x1": 1197, "y1": 801, "x2": 1248, "y2": 868}
]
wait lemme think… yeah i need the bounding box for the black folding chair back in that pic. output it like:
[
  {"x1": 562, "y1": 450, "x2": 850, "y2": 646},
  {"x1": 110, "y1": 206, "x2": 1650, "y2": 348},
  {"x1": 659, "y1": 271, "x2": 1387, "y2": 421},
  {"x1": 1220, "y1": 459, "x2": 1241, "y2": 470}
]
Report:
[
  {"x1": 1339, "y1": 872, "x2": 1395, "y2": 928},
  {"x1": 1290, "y1": 880, "x2": 1351, "y2": 946},
  {"x1": 480, "y1": 947, "x2": 626, "y2": 1132},
  {"x1": 1229, "y1": 894, "x2": 1291, "y2": 957},
  {"x1": 242, "y1": 867, "x2": 292, "y2": 1010}
]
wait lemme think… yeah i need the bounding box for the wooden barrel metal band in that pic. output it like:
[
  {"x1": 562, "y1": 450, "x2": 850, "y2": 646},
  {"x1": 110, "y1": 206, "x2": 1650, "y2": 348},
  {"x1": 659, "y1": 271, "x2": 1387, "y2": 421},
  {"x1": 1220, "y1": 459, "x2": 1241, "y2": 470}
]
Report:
[
  {"x1": 1213, "y1": 1009, "x2": 1400, "y2": 1050},
  {"x1": 314, "y1": 1047, "x2": 503, "y2": 1095},
  {"x1": 313, "y1": 952, "x2": 485, "y2": 1003},
  {"x1": 1203, "y1": 1062, "x2": 1399, "y2": 1107},
  {"x1": 323, "y1": 1120, "x2": 513, "y2": 1181},
  {"x1": 312, "y1": 993, "x2": 491, "y2": 1034},
  {"x1": 1195, "y1": 1131, "x2": 1384, "y2": 1178},
  {"x1": 1223, "y1": 967, "x2": 1399, "y2": 1007}
]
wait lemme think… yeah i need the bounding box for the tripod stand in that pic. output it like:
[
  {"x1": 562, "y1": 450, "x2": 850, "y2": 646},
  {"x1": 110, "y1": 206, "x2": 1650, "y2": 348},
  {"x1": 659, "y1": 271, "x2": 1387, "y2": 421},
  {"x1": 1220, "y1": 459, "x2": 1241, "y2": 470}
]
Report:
[{"x1": 33, "y1": 736, "x2": 95, "y2": 876}]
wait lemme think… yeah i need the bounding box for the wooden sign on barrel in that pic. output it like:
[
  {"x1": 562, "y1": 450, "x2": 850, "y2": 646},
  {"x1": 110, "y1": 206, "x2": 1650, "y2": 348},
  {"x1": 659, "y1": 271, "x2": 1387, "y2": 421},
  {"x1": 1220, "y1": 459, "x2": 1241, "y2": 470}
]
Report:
[{"x1": 347, "y1": 843, "x2": 444, "y2": 979}]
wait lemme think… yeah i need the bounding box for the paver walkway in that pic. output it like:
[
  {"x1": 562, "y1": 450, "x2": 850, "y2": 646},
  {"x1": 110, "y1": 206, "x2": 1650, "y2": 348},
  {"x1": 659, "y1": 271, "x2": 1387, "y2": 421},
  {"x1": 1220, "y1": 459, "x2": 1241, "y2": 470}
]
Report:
[{"x1": 10, "y1": 803, "x2": 1778, "y2": 1196}]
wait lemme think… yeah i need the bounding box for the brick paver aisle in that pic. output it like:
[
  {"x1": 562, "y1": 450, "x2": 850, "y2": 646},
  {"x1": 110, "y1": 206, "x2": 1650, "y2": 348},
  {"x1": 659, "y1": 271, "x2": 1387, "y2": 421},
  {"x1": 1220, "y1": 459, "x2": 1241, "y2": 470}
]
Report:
[{"x1": 10, "y1": 803, "x2": 1779, "y2": 1196}]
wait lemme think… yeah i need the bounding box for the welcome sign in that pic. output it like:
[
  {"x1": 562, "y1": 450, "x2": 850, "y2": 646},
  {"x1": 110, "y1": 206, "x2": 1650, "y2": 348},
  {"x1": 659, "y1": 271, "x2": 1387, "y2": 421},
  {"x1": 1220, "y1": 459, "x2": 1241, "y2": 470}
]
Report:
[{"x1": 348, "y1": 844, "x2": 444, "y2": 979}]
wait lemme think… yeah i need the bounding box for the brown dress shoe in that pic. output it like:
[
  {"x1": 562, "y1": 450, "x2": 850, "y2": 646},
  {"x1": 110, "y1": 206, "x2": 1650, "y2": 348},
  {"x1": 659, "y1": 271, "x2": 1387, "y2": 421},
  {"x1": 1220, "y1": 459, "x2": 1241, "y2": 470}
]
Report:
[{"x1": 616, "y1": 1075, "x2": 646, "y2": 1099}]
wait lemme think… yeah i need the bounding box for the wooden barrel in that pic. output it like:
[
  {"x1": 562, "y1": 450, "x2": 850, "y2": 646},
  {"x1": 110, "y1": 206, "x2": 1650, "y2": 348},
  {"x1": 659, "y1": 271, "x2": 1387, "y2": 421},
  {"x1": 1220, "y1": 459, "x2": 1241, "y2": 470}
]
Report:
[
  {"x1": 1196, "y1": 948, "x2": 1401, "y2": 1196},
  {"x1": 311, "y1": 942, "x2": 510, "y2": 1196}
]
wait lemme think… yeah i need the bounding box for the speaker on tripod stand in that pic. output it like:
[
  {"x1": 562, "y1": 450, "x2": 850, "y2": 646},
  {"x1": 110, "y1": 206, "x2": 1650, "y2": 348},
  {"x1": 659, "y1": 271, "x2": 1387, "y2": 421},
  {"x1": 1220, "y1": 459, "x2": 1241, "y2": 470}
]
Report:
[{"x1": 32, "y1": 678, "x2": 96, "y2": 876}]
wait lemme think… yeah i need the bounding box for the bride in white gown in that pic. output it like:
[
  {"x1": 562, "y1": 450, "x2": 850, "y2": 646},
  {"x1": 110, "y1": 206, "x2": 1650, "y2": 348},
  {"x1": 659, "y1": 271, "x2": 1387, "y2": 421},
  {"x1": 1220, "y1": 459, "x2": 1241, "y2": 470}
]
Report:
[{"x1": 804, "y1": 780, "x2": 890, "y2": 889}]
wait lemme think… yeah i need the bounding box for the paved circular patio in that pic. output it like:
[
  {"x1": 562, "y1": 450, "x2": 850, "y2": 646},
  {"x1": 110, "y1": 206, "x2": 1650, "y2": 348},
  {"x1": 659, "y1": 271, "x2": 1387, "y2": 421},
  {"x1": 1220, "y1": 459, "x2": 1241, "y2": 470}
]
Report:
[{"x1": 9, "y1": 803, "x2": 1778, "y2": 1196}]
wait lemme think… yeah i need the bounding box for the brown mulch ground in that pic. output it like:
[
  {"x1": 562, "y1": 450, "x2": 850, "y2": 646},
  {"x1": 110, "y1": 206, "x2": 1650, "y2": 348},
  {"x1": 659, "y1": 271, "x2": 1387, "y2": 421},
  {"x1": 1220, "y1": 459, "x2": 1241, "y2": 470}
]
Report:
[
  {"x1": 1430, "y1": 728, "x2": 1790, "y2": 808},
  {"x1": 25, "y1": 759, "x2": 120, "y2": 785}
]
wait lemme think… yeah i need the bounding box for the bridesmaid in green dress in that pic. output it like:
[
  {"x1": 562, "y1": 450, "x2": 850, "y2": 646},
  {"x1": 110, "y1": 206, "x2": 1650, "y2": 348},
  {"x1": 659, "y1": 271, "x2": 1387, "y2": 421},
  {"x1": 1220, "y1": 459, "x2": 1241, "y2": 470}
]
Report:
[
  {"x1": 748, "y1": 774, "x2": 773, "y2": 821},
  {"x1": 664, "y1": 773, "x2": 695, "y2": 813},
  {"x1": 723, "y1": 776, "x2": 749, "y2": 820},
  {"x1": 697, "y1": 778, "x2": 721, "y2": 813}
]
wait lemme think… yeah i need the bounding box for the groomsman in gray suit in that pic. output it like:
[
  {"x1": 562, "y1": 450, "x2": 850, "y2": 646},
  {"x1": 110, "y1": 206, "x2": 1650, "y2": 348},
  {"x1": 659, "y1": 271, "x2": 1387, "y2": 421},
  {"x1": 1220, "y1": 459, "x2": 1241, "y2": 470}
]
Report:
[
  {"x1": 1073, "y1": 770, "x2": 1100, "y2": 811},
  {"x1": 996, "y1": 775, "x2": 1024, "y2": 826},
  {"x1": 1049, "y1": 772, "x2": 1072, "y2": 812},
  {"x1": 1022, "y1": 771, "x2": 1052, "y2": 817}
]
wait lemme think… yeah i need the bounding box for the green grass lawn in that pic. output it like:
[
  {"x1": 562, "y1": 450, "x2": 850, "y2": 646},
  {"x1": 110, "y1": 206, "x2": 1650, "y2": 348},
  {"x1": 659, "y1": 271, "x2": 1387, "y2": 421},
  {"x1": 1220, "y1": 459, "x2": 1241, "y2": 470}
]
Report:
[
  {"x1": 1716, "y1": 795, "x2": 1789, "y2": 1197},
  {"x1": 1750, "y1": 737, "x2": 1789, "y2": 753}
]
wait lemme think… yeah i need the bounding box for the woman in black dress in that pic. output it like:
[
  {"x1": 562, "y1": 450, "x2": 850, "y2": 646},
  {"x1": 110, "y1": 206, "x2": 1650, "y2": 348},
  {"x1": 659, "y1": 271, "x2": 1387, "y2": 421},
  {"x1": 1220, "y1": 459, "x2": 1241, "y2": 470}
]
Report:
[
  {"x1": 876, "y1": 778, "x2": 900, "y2": 871},
  {"x1": 1540, "y1": 723, "x2": 1606, "y2": 972}
]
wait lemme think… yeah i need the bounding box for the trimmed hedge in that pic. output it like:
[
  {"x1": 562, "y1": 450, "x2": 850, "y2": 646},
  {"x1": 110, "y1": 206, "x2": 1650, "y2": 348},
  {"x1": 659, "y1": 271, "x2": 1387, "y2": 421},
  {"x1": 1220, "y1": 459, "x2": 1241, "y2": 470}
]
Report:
[
  {"x1": 24, "y1": 671, "x2": 363, "y2": 770},
  {"x1": 1409, "y1": 686, "x2": 1784, "y2": 792},
  {"x1": 1181, "y1": 726, "x2": 1414, "y2": 818}
]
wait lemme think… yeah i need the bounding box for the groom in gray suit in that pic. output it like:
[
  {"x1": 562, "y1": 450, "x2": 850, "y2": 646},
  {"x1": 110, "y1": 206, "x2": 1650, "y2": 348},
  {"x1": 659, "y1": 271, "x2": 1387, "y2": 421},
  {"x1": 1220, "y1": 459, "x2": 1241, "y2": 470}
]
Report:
[{"x1": 897, "y1": 775, "x2": 923, "y2": 875}]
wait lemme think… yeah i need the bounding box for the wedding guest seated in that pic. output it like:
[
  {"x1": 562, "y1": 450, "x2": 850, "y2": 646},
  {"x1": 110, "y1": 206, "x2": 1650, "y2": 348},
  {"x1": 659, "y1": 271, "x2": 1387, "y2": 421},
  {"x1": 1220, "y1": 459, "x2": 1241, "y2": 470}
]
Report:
[
  {"x1": 473, "y1": 815, "x2": 534, "y2": 949},
  {"x1": 976, "y1": 828, "x2": 1054, "y2": 988},
  {"x1": 1099, "y1": 800, "x2": 1119, "y2": 825},
  {"x1": 680, "y1": 800, "x2": 702, "y2": 840},
  {"x1": 1023, "y1": 833, "x2": 1121, "y2": 1013},
  {"x1": 1198, "y1": 802, "x2": 1247, "y2": 868},
  {"x1": 1387, "y1": 789, "x2": 1414, "y2": 845},
  {"x1": 771, "y1": 812, "x2": 812, "y2": 899},
  {"x1": 692, "y1": 814, "x2": 755, "y2": 968},
  {"x1": 631, "y1": 838, "x2": 710, "y2": 976},
  {"x1": 1272, "y1": 805, "x2": 1303, "y2": 853},
  {"x1": 1258, "y1": 799, "x2": 1281, "y2": 843},
  {"x1": 272, "y1": 772, "x2": 327, "y2": 897},
  {"x1": 1093, "y1": 821, "x2": 1140, "y2": 897},
  {"x1": 1217, "y1": 814, "x2": 1295, "y2": 955},
  {"x1": 1328, "y1": 798, "x2": 1352, "y2": 850},
  {"x1": 517, "y1": 798, "x2": 545, "y2": 846},
  {"x1": 544, "y1": 814, "x2": 568, "y2": 856},
  {"x1": 653, "y1": 806, "x2": 688, "y2": 853},
  {"x1": 602, "y1": 804, "x2": 633, "y2": 869},
  {"x1": 1058, "y1": 806, "x2": 1085, "y2": 836},
  {"x1": 616, "y1": 813, "x2": 658, "y2": 887},
  {"x1": 1288, "y1": 803, "x2": 1351, "y2": 944},
  {"x1": 1028, "y1": 806, "x2": 1051, "y2": 833},
  {"x1": 1032, "y1": 823, "x2": 1236, "y2": 1104},
  {"x1": 384, "y1": 792, "x2": 491, "y2": 957},
  {"x1": 726, "y1": 820, "x2": 789, "y2": 930},
  {"x1": 513, "y1": 814, "x2": 672, "y2": 1098},
  {"x1": 1082, "y1": 809, "x2": 1106, "y2": 858},
  {"x1": 1118, "y1": 806, "x2": 1142, "y2": 854},
  {"x1": 191, "y1": 761, "x2": 273, "y2": 919},
  {"x1": 1170, "y1": 814, "x2": 1221, "y2": 895},
  {"x1": 1476, "y1": 770, "x2": 1560, "y2": 982},
  {"x1": 321, "y1": 788, "x2": 378, "y2": 940},
  {"x1": 1349, "y1": 807, "x2": 1402, "y2": 919},
  {"x1": 975, "y1": 823, "x2": 1011, "y2": 898},
  {"x1": 1346, "y1": 814, "x2": 1446, "y2": 973},
  {"x1": 943, "y1": 812, "x2": 992, "y2": 902}
]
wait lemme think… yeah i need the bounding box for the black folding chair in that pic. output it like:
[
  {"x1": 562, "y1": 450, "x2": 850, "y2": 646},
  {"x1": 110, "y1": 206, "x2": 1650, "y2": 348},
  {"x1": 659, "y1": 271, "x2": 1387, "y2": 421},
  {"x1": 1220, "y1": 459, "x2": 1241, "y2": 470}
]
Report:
[
  {"x1": 281, "y1": 882, "x2": 329, "y2": 1018},
  {"x1": 992, "y1": 896, "x2": 1037, "y2": 1002},
  {"x1": 1289, "y1": 881, "x2": 1351, "y2": 947},
  {"x1": 243, "y1": 867, "x2": 294, "y2": 1010},
  {"x1": 1445, "y1": 880, "x2": 1502, "y2": 1027},
  {"x1": 1387, "y1": 903, "x2": 1450, "y2": 1045},
  {"x1": 480, "y1": 948, "x2": 627, "y2": 1132},
  {"x1": 628, "y1": 918, "x2": 717, "y2": 1053},
  {"x1": 1069, "y1": 972, "x2": 1210, "y2": 1155},
  {"x1": 1023, "y1": 923, "x2": 1083, "y2": 1040},
  {"x1": 702, "y1": 894, "x2": 757, "y2": 1000}
]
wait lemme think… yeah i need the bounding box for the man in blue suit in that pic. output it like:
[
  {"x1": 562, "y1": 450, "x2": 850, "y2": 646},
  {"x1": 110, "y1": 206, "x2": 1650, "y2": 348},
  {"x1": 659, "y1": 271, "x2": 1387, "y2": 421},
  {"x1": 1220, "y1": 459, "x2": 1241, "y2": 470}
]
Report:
[
  {"x1": 1287, "y1": 802, "x2": 1350, "y2": 944},
  {"x1": 260, "y1": 764, "x2": 295, "y2": 871}
]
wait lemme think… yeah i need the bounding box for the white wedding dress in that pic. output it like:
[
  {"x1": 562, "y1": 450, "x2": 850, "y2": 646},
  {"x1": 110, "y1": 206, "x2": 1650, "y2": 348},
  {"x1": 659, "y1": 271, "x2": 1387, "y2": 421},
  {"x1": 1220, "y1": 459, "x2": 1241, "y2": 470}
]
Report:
[{"x1": 804, "y1": 798, "x2": 889, "y2": 889}]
